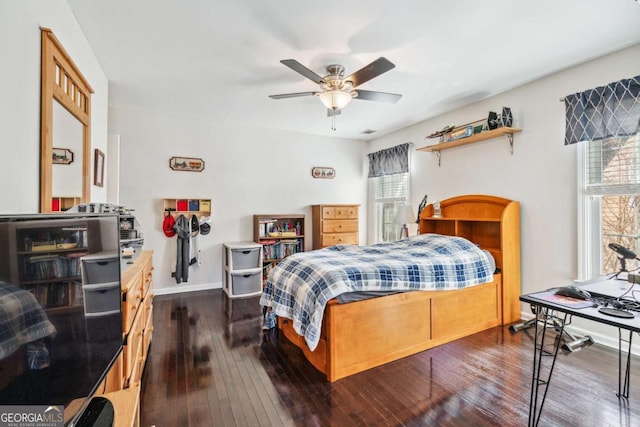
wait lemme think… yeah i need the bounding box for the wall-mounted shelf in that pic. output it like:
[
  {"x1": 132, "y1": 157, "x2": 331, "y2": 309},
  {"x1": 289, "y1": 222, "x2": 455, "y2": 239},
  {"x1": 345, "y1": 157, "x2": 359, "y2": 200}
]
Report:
[
  {"x1": 162, "y1": 198, "x2": 211, "y2": 218},
  {"x1": 52, "y1": 196, "x2": 81, "y2": 212},
  {"x1": 417, "y1": 127, "x2": 522, "y2": 166}
]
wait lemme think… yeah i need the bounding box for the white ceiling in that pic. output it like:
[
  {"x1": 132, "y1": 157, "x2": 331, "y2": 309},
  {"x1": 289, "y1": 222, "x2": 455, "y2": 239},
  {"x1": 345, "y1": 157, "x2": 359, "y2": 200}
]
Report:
[{"x1": 67, "y1": 0, "x2": 640, "y2": 140}]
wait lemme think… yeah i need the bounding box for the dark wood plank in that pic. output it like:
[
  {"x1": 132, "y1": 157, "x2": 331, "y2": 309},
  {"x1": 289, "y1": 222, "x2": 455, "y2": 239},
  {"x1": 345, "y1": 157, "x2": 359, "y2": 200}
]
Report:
[{"x1": 140, "y1": 290, "x2": 640, "y2": 426}]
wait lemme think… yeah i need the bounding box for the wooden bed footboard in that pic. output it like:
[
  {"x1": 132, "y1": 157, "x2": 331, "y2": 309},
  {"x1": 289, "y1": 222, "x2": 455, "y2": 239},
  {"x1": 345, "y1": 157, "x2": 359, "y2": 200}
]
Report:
[{"x1": 279, "y1": 274, "x2": 503, "y2": 382}]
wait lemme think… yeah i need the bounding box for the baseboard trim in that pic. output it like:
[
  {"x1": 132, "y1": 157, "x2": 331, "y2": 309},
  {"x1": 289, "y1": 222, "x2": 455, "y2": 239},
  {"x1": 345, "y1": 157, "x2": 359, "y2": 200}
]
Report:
[{"x1": 154, "y1": 282, "x2": 221, "y2": 296}]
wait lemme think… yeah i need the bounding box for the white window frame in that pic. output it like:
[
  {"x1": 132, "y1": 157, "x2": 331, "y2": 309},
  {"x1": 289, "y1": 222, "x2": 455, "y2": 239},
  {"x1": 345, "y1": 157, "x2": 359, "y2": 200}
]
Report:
[
  {"x1": 577, "y1": 134, "x2": 640, "y2": 280},
  {"x1": 369, "y1": 166, "x2": 411, "y2": 243},
  {"x1": 577, "y1": 145, "x2": 600, "y2": 281}
]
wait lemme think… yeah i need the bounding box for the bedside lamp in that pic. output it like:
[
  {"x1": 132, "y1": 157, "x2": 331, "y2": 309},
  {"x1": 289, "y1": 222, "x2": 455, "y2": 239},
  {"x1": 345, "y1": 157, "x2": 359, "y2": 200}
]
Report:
[{"x1": 394, "y1": 205, "x2": 416, "y2": 239}]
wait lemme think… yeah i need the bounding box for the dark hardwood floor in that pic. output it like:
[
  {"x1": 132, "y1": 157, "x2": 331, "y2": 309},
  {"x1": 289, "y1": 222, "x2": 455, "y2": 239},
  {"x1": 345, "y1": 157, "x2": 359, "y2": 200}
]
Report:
[{"x1": 140, "y1": 290, "x2": 640, "y2": 426}]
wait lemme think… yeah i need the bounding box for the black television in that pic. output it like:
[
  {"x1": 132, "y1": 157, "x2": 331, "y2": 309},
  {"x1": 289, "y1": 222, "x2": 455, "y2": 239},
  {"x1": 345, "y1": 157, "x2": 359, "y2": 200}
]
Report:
[{"x1": 0, "y1": 213, "x2": 123, "y2": 426}]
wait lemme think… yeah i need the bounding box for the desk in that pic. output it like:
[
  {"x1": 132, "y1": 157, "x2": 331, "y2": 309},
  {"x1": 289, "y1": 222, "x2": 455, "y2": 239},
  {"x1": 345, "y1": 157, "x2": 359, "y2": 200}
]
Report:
[{"x1": 520, "y1": 278, "x2": 640, "y2": 427}]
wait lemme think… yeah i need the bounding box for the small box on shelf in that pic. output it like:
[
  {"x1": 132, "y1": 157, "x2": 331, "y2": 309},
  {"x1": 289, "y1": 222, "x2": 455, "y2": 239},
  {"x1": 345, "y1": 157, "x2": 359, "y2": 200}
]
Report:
[
  {"x1": 177, "y1": 199, "x2": 188, "y2": 211},
  {"x1": 200, "y1": 200, "x2": 211, "y2": 211}
]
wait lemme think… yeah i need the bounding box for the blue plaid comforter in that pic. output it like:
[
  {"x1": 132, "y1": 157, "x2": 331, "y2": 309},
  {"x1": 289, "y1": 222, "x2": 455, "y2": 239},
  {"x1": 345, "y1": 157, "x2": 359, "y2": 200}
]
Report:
[
  {"x1": 1, "y1": 282, "x2": 56, "y2": 359},
  {"x1": 259, "y1": 233, "x2": 493, "y2": 351}
]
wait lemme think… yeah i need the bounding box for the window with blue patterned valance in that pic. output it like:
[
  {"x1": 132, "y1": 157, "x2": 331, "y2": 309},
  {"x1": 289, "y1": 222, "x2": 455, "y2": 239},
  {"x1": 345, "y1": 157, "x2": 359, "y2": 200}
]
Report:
[{"x1": 564, "y1": 75, "x2": 640, "y2": 145}]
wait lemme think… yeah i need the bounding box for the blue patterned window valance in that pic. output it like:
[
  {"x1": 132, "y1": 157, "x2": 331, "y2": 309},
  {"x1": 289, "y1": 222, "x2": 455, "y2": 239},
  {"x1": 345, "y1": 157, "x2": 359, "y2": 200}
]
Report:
[
  {"x1": 564, "y1": 75, "x2": 640, "y2": 145},
  {"x1": 368, "y1": 143, "x2": 410, "y2": 178}
]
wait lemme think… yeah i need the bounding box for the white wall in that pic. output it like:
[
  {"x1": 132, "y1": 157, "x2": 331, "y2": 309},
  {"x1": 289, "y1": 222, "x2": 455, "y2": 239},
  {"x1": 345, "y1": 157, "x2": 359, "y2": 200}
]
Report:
[
  {"x1": 109, "y1": 107, "x2": 368, "y2": 294},
  {"x1": 3, "y1": 0, "x2": 639, "y2": 349},
  {"x1": 369, "y1": 43, "x2": 640, "y2": 349},
  {"x1": 0, "y1": 0, "x2": 109, "y2": 213}
]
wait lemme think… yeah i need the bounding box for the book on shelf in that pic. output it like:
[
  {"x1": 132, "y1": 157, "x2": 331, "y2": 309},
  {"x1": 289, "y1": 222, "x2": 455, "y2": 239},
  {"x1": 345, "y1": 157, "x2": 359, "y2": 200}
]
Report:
[
  {"x1": 26, "y1": 281, "x2": 77, "y2": 308},
  {"x1": 281, "y1": 240, "x2": 300, "y2": 257},
  {"x1": 261, "y1": 240, "x2": 281, "y2": 260},
  {"x1": 259, "y1": 220, "x2": 277, "y2": 238},
  {"x1": 22, "y1": 254, "x2": 81, "y2": 281}
]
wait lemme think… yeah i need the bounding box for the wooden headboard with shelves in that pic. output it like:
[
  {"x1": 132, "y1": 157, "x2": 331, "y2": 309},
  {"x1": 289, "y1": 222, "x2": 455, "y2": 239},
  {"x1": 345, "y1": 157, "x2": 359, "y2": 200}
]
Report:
[{"x1": 419, "y1": 194, "x2": 521, "y2": 322}]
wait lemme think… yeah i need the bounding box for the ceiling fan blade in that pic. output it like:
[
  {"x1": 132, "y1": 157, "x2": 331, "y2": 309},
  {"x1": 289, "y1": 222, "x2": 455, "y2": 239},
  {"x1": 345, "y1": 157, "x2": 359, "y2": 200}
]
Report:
[
  {"x1": 354, "y1": 90, "x2": 402, "y2": 103},
  {"x1": 345, "y1": 57, "x2": 395, "y2": 88},
  {"x1": 269, "y1": 92, "x2": 317, "y2": 99},
  {"x1": 327, "y1": 108, "x2": 342, "y2": 117},
  {"x1": 280, "y1": 59, "x2": 326, "y2": 84}
]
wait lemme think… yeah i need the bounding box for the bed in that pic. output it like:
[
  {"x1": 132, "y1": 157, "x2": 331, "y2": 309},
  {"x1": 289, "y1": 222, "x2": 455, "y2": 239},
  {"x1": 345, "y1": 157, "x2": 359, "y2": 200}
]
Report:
[
  {"x1": 260, "y1": 194, "x2": 521, "y2": 382},
  {"x1": 0, "y1": 281, "x2": 56, "y2": 390}
]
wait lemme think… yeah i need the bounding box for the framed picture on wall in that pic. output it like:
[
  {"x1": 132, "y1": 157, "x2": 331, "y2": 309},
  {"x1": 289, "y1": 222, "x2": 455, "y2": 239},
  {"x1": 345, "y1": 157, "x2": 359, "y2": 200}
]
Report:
[
  {"x1": 311, "y1": 167, "x2": 335, "y2": 179},
  {"x1": 94, "y1": 149, "x2": 105, "y2": 187},
  {"x1": 52, "y1": 147, "x2": 74, "y2": 165},
  {"x1": 169, "y1": 156, "x2": 205, "y2": 172}
]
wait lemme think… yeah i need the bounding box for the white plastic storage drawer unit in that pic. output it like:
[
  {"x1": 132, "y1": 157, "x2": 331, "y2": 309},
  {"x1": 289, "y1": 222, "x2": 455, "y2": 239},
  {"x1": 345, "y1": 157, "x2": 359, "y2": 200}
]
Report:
[
  {"x1": 226, "y1": 269, "x2": 262, "y2": 297},
  {"x1": 83, "y1": 282, "x2": 121, "y2": 315},
  {"x1": 82, "y1": 255, "x2": 120, "y2": 283},
  {"x1": 225, "y1": 242, "x2": 262, "y2": 270},
  {"x1": 223, "y1": 242, "x2": 263, "y2": 298},
  {"x1": 81, "y1": 252, "x2": 121, "y2": 316}
]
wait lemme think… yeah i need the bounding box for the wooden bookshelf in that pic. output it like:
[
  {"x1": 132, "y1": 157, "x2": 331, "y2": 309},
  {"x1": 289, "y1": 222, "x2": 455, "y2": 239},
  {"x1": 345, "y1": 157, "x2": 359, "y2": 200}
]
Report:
[{"x1": 253, "y1": 214, "x2": 305, "y2": 281}]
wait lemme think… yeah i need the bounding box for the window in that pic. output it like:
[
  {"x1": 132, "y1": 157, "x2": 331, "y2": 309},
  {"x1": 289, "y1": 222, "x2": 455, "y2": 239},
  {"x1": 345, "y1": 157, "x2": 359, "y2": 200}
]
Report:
[
  {"x1": 579, "y1": 133, "x2": 640, "y2": 278},
  {"x1": 372, "y1": 172, "x2": 409, "y2": 242},
  {"x1": 566, "y1": 74, "x2": 640, "y2": 279},
  {"x1": 367, "y1": 143, "x2": 411, "y2": 243}
]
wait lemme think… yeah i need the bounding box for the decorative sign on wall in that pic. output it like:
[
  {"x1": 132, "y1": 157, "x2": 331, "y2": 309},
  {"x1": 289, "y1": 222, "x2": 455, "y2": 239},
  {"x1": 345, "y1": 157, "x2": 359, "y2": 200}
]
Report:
[
  {"x1": 52, "y1": 147, "x2": 74, "y2": 165},
  {"x1": 311, "y1": 166, "x2": 335, "y2": 179},
  {"x1": 169, "y1": 156, "x2": 205, "y2": 172}
]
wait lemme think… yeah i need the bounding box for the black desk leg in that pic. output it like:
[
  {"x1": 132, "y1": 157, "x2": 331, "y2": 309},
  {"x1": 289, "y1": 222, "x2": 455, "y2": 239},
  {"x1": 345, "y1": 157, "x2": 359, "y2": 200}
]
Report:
[
  {"x1": 617, "y1": 328, "x2": 633, "y2": 399},
  {"x1": 528, "y1": 306, "x2": 568, "y2": 427}
]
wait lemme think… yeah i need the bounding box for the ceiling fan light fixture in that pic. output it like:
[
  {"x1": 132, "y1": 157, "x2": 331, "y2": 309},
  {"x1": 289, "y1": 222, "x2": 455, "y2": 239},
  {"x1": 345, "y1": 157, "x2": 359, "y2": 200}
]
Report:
[{"x1": 318, "y1": 90, "x2": 353, "y2": 110}]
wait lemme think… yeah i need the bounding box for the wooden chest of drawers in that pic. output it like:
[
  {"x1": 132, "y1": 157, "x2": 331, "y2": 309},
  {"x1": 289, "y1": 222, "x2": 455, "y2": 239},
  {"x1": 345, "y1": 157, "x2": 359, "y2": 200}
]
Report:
[
  {"x1": 101, "y1": 252, "x2": 153, "y2": 384},
  {"x1": 311, "y1": 204, "x2": 360, "y2": 249}
]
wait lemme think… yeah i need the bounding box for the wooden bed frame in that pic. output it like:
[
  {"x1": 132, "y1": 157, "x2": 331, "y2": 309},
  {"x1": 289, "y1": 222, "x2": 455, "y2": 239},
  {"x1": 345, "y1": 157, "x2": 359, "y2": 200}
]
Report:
[{"x1": 278, "y1": 194, "x2": 521, "y2": 382}]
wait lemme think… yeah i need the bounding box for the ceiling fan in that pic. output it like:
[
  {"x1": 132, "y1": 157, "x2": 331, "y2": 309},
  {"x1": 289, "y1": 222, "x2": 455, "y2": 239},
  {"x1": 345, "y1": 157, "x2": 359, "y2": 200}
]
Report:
[{"x1": 269, "y1": 57, "x2": 402, "y2": 129}]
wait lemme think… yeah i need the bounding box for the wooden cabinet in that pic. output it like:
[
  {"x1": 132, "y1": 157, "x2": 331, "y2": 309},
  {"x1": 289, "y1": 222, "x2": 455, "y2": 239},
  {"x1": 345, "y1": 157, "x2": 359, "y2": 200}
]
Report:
[
  {"x1": 311, "y1": 204, "x2": 360, "y2": 249},
  {"x1": 99, "y1": 386, "x2": 141, "y2": 427},
  {"x1": 120, "y1": 250, "x2": 154, "y2": 389},
  {"x1": 253, "y1": 214, "x2": 305, "y2": 280},
  {"x1": 101, "y1": 250, "x2": 154, "y2": 420}
]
